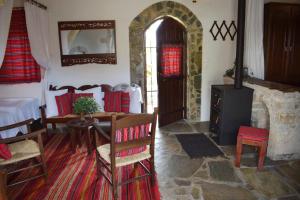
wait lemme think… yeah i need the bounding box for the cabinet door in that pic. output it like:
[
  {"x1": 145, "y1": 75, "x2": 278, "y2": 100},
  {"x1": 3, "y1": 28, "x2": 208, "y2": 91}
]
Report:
[
  {"x1": 264, "y1": 5, "x2": 291, "y2": 83},
  {"x1": 286, "y1": 6, "x2": 300, "y2": 86}
]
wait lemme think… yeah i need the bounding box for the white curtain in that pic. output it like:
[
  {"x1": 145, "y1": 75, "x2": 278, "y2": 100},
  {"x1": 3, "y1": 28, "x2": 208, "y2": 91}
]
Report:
[
  {"x1": 0, "y1": 0, "x2": 13, "y2": 67},
  {"x1": 24, "y1": 2, "x2": 50, "y2": 69},
  {"x1": 244, "y1": 0, "x2": 265, "y2": 79}
]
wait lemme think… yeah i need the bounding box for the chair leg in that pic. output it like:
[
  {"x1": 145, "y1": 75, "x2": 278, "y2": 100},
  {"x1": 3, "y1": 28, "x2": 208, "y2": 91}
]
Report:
[
  {"x1": 0, "y1": 170, "x2": 8, "y2": 200},
  {"x1": 258, "y1": 143, "x2": 267, "y2": 170},
  {"x1": 235, "y1": 137, "x2": 243, "y2": 168},
  {"x1": 133, "y1": 163, "x2": 139, "y2": 171},
  {"x1": 96, "y1": 154, "x2": 102, "y2": 179},
  {"x1": 150, "y1": 158, "x2": 155, "y2": 185},
  {"x1": 85, "y1": 127, "x2": 92, "y2": 155},
  {"x1": 40, "y1": 155, "x2": 48, "y2": 182},
  {"x1": 111, "y1": 167, "x2": 118, "y2": 199}
]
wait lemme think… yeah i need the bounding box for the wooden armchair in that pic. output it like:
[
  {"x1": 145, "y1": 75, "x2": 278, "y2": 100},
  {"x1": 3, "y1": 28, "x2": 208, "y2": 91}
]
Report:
[
  {"x1": 92, "y1": 108, "x2": 158, "y2": 199},
  {"x1": 0, "y1": 119, "x2": 47, "y2": 197}
]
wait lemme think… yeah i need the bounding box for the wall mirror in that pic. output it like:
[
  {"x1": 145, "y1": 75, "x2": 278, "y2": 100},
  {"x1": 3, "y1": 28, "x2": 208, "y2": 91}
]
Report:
[{"x1": 58, "y1": 20, "x2": 117, "y2": 66}]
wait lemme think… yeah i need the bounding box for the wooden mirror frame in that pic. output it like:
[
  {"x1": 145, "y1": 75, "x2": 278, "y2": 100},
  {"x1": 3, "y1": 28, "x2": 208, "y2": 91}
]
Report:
[{"x1": 58, "y1": 20, "x2": 117, "y2": 66}]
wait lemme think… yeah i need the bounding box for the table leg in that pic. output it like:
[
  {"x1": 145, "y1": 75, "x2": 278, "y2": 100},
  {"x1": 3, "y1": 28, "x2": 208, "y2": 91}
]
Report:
[
  {"x1": 69, "y1": 128, "x2": 76, "y2": 153},
  {"x1": 86, "y1": 127, "x2": 92, "y2": 155},
  {"x1": 78, "y1": 130, "x2": 83, "y2": 148}
]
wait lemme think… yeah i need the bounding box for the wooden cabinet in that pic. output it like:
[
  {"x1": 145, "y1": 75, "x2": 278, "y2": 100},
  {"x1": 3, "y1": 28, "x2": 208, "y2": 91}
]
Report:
[
  {"x1": 264, "y1": 3, "x2": 300, "y2": 87},
  {"x1": 209, "y1": 85, "x2": 253, "y2": 145}
]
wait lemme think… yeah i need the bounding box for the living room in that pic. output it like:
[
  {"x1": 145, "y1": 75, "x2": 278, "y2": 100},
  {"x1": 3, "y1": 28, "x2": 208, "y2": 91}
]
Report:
[{"x1": 0, "y1": 0, "x2": 299, "y2": 199}]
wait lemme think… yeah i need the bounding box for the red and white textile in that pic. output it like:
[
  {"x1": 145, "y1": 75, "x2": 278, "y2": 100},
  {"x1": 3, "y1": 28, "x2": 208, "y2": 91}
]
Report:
[
  {"x1": 0, "y1": 0, "x2": 13, "y2": 67},
  {"x1": 161, "y1": 44, "x2": 182, "y2": 77},
  {"x1": 0, "y1": 9, "x2": 41, "y2": 83}
]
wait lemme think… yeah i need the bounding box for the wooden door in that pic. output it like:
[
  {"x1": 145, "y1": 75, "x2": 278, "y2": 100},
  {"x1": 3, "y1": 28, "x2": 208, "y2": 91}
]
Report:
[
  {"x1": 286, "y1": 5, "x2": 300, "y2": 86},
  {"x1": 156, "y1": 17, "x2": 186, "y2": 127},
  {"x1": 264, "y1": 4, "x2": 291, "y2": 83}
]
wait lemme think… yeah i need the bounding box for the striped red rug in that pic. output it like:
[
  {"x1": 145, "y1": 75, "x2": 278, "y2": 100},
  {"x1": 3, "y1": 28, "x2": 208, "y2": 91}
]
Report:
[{"x1": 8, "y1": 133, "x2": 160, "y2": 200}]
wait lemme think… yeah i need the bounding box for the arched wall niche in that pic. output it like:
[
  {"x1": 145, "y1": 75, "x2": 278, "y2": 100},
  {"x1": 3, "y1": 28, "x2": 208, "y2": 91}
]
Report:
[{"x1": 129, "y1": 1, "x2": 203, "y2": 120}]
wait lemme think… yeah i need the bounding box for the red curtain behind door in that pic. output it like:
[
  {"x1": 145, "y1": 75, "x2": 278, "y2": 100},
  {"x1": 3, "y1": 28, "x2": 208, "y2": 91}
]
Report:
[
  {"x1": 161, "y1": 44, "x2": 182, "y2": 77},
  {"x1": 0, "y1": 9, "x2": 40, "y2": 84}
]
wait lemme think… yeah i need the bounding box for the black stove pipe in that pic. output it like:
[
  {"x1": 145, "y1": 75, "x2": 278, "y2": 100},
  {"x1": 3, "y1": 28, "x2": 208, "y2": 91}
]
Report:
[{"x1": 234, "y1": 0, "x2": 246, "y2": 89}]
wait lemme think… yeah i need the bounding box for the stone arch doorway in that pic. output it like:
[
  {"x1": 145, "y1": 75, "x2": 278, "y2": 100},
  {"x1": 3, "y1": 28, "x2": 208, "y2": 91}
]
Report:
[{"x1": 129, "y1": 1, "x2": 203, "y2": 120}]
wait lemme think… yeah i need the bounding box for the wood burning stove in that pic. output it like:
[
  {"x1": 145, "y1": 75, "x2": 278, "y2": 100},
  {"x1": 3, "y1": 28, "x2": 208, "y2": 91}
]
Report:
[{"x1": 209, "y1": 85, "x2": 253, "y2": 145}]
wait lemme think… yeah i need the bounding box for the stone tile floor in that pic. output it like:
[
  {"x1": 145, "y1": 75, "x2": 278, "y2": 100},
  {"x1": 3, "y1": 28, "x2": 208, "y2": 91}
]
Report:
[{"x1": 156, "y1": 120, "x2": 300, "y2": 200}]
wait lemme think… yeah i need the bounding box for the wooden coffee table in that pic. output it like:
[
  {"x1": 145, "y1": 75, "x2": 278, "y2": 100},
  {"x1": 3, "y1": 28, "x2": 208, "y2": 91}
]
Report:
[{"x1": 67, "y1": 118, "x2": 95, "y2": 154}]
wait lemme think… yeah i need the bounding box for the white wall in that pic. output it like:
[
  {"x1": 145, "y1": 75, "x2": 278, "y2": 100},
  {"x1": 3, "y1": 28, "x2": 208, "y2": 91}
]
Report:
[{"x1": 0, "y1": 0, "x2": 238, "y2": 121}]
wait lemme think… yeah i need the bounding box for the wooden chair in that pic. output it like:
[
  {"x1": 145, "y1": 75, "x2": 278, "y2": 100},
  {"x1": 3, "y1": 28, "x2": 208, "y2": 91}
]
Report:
[
  {"x1": 92, "y1": 108, "x2": 158, "y2": 199},
  {"x1": 0, "y1": 119, "x2": 47, "y2": 197}
]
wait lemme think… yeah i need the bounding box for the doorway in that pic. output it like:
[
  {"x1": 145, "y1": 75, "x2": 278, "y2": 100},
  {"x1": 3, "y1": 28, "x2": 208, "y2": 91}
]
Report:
[
  {"x1": 129, "y1": 1, "x2": 203, "y2": 121},
  {"x1": 145, "y1": 17, "x2": 187, "y2": 127}
]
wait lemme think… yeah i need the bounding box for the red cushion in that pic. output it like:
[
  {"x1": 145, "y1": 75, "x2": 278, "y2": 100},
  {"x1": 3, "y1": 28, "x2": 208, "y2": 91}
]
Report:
[
  {"x1": 238, "y1": 126, "x2": 269, "y2": 141},
  {"x1": 104, "y1": 91, "x2": 122, "y2": 112},
  {"x1": 0, "y1": 143, "x2": 12, "y2": 160},
  {"x1": 121, "y1": 92, "x2": 130, "y2": 113},
  {"x1": 115, "y1": 124, "x2": 150, "y2": 157},
  {"x1": 55, "y1": 93, "x2": 73, "y2": 116},
  {"x1": 72, "y1": 93, "x2": 93, "y2": 103}
]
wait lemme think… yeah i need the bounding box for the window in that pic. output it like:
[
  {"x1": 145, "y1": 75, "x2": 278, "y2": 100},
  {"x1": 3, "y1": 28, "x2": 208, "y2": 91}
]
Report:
[{"x1": 0, "y1": 8, "x2": 40, "y2": 84}]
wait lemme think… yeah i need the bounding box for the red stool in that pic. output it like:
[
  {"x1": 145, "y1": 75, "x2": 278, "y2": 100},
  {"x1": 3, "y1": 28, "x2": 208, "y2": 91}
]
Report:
[{"x1": 235, "y1": 126, "x2": 269, "y2": 170}]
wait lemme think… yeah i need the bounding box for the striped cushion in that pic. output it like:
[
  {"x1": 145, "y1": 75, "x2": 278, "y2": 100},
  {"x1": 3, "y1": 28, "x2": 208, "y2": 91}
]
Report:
[
  {"x1": 55, "y1": 93, "x2": 72, "y2": 116},
  {"x1": 121, "y1": 92, "x2": 130, "y2": 113},
  {"x1": 115, "y1": 124, "x2": 150, "y2": 157},
  {"x1": 104, "y1": 91, "x2": 122, "y2": 112},
  {"x1": 97, "y1": 144, "x2": 150, "y2": 167},
  {"x1": 0, "y1": 144, "x2": 12, "y2": 160}
]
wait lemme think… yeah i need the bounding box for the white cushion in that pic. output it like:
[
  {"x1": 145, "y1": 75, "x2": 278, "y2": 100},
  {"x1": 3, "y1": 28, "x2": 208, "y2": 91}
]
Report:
[
  {"x1": 45, "y1": 89, "x2": 68, "y2": 117},
  {"x1": 113, "y1": 83, "x2": 131, "y2": 93},
  {"x1": 113, "y1": 83, "x2": 142, "y2": 113},
  {"x1": 75, "y1": 87, "x2": 104, "y2": 111},
  {"x1": 97, "y1": 144, "x2": 151, "y2": 167}
]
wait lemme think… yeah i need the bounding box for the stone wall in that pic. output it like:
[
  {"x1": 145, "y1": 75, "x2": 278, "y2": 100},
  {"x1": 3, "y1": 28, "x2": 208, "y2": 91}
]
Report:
[
  {"x1": 129, "y1": 1, "x2": 203, "y2": 120},
  {"x1": 245, "y1": 83, "x2": 300, "y2": 160},
  {"x1": 224, "y1": 77, "x2": 300, "y2": 160}
]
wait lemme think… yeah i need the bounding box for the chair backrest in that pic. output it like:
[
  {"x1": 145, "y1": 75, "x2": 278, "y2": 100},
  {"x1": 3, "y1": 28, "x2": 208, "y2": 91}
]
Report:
[
  {"x1": 0, "y1": 118, "x2": 33, "y2": 136},
  {"x1": 110, "y1": 108, "x2": 158, "y2": 157}
]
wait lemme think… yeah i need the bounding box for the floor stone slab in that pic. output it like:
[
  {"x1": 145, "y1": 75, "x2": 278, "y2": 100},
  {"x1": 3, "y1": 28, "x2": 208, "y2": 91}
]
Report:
[
  {"x1": 241, "y1": 168, "x2": 295, "y2": 199},
  {"x1": 166, "y1": 155, "x2": 204, "y2": 178},
  {"x1": 240, "y1": 157, "x2": 289, "y2": 168},
  {"x1": 174, "y1": 179, "x2": 191, "y2": 186},
  {"x1": 276, "y1": 164, "x2": 300, "y2": 192},
  {"x1": 194, "y1": 170, "x2": 209, "y2": 180},
  {"x1": 190, "y1": 121, "x2": 209, "y2": 133},
  {"x1": 208, "y1": 160, "x2": 241, "y2": 183},
  {"x1": 153, "y1": 120, "x2": 300, "y2": 200},
  {"x1": 160, "y1": 121, "x2": 194, "y2": 133},
  {"x1": 199, "y1": 182, "x2": 257, "y2": 200},
  {"x1": 191, "y1": 187, "x2": 200, "y2": 199}
]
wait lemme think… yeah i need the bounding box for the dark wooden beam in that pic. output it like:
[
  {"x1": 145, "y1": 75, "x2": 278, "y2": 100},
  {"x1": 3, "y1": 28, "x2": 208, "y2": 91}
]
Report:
[{"x1": 234, "y1": 0, "x2": 246, "y2": 89}]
